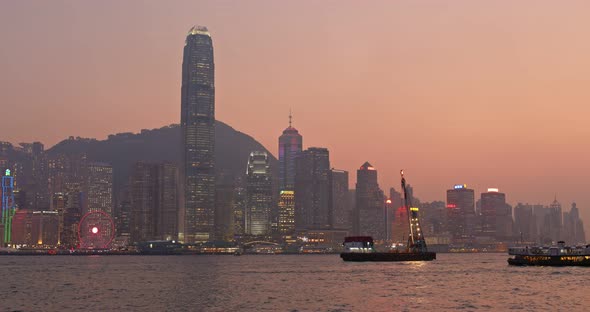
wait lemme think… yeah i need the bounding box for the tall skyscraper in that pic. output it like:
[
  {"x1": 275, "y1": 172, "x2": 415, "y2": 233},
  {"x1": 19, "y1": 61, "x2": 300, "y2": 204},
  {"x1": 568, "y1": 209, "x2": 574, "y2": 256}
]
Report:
[
  {"x1": 158, "y1": 163, "x2": 179, "y2": 241},
  {"x1": 116, "y1": 187, "x2": 132, "y2": 240},
  {"x1": 541, "y1": 198, "x2": 563, "y2": 243},
  {"x1": 129, "y1": 162, "x2": 178, "y2": 243},
  {"x1": 278, "y1": 113, "x2": 302, "y2": 191},
  {"x1": 295, "y1": 147, "x2": 331, "y2": 230},
  {"x1": 354, "y1": 162, "x2": 385, "y2": 240},
  {"x1": 181, "y1": 26, "x2": 215, "y2": 243},
  {"x1": 446, "y1": 184, "x2": 475, "y2": 241},
  {"x1": 233, "y1": 176, "x2": 246, "y2": 237},
  {"x1": 563, "y1": 203, "x2": 586, "y2": 244},
  {"x1": 278, "y1": 190, "x2": 295, "y2": 242},
  {"x1": 1, "y1": 169, "x2": 15, "y2": 244},
  {"x1": 62, "y1": 188, "x2": 83, "y2": 248},
  {"x1": 514, "y1": 203, "x2": 536, "y2": 242},
  {"x1": 329, "y1": 169, "x2": 350, "y2": 231},
  {"x1": 51, "y1": 192, "x2": 67, "y2": 245},
  {"x1": 245, "y1": 152, "x2": 272, "y2": 236},
  {"x1": 480, "y1": 188, "x2": 504, "y2": 238}
]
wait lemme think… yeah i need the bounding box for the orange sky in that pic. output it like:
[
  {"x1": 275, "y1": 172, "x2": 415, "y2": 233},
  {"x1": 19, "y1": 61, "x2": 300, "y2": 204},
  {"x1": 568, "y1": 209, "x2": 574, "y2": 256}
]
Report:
[{"x1": 1, "y1": 1, "x2": 590, "y2": 230}]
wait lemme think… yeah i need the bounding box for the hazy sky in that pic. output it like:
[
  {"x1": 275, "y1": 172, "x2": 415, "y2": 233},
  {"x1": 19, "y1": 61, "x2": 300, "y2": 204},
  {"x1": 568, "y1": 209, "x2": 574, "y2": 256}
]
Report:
[{"x1": 2, "y1": 1, "x2": 590, "y2": 227}]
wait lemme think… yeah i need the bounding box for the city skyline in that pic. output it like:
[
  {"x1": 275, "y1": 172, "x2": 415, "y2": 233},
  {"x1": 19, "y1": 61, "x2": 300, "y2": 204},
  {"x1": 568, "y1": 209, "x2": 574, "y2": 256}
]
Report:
[{"x1": 1, "y1": 1, "x2": 590, "y2": 228}]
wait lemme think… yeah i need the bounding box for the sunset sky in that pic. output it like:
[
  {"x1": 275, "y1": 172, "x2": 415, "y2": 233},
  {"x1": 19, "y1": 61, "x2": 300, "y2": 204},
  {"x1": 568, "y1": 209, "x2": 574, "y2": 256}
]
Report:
[{"x1": 1, "y1": 1, "x2": 590, "y2": 227}]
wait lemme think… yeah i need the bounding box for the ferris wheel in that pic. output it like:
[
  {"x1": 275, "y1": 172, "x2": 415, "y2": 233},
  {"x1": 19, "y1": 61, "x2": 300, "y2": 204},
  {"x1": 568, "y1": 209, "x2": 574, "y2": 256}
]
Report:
[{"x1": 78, "y1": 211, "x2": 115, "y2": 249}]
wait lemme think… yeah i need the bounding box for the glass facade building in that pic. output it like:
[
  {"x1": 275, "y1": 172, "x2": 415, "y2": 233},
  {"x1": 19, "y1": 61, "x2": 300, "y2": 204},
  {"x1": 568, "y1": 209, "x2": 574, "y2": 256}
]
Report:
[
  {"x1": 245, "y1": 152, "x2": 272, "y2": 236},
  {"x1": 278, "y1": 190, "x2": 295, "y2": 241},
  {"x1": 181, "y1": 26, "x2": 215, "y2": 243},
  {"x1": 294, "y1": 147, "x2": 331, "y2": 230},
  {"x1": 278, "y1": 116, "x2": 302, "y2": 192}
]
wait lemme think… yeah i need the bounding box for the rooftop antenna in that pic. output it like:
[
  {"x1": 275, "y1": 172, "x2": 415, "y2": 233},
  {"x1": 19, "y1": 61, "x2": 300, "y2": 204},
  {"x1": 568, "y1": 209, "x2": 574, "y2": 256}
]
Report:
[{"x1": 289, "y1": 109, "x2": 293, "y2": 127}]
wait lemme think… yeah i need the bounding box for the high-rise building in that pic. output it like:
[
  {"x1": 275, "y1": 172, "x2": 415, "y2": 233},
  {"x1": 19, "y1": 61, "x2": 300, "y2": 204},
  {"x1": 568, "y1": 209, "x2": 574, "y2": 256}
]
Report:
[
  {"x1": 1, "y1": 168, "x2": 16, "y2": 244},
  {"x1": 496, "y1": 206, "x2": 513, "y2": 242},
  {"x1": 86, "y1": 163, "x2": 113, "y2": 216},
  {"x1": 62, "y1": 182, "x2": 84, "y2": 248},
  {"x1": 129, "y1": 162, "x2": 178, "y2": 242},
  {"x1": 540, "y1": 198, "x2": 562, "y2": 243},
  {"x1": 295, "y1": 148, "x2": 331, "y2": 230},
  {"x1": 51, "y1": 192, "x2": 67, "y2": 245},
  {"x1": 245, "y1": 152, "x2": 272, "y2": 236},
  {"x1": 130, "y1": 163, "x2": 154, "y2": 242},
  {"x1": 278, "y1": 190, "x2": 295, "y2": 242},
  {"x1": 563, "y1": 203, "x2": 586, "y2": 244},
  {"x1": 116, "y1": 187, "x2": 132, "y2": 240},
  {"x1": 278, "y1": 114, "x2": 302, "y2": 191},
  {"x1": 329, "y1": 169, "x2": 350, "y2": 231},
  {"x1": 532, "y1": 204, "x2": 550, "y2": 243},
  {"x1": 233, "y1": 176, "x2": 246, "y2": 237},
  {"x1": 181, "y1": 26, "x2": 215, "y2": 243},
  {"x1": 514, "y1": 203, "x2": 539, "y2": 243},
  {"x1": 354, "y1": 162, "x2": 385, "y2": 240},
  {"x1": 480, "y1": 188, "x2": 504, "y2": 238},
  {"x1": 215, "y1": 184, "x2": 235, "y2": 241},
  {"x1": 480, "y1": 188, "x2": 513, "y2": 241},
  {"x1": 446, "y1": 184, "x2": 475, "y2": 241},
  {"x1": 158, "y1": 163, "x2": 179, "y2": 241}
]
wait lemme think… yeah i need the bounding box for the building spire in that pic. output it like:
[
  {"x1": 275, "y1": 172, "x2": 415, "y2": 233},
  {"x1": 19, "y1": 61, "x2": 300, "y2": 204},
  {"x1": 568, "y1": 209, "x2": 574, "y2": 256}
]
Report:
[{"x1": 289, "y1": 109, "x2": 292, "y2": 128}]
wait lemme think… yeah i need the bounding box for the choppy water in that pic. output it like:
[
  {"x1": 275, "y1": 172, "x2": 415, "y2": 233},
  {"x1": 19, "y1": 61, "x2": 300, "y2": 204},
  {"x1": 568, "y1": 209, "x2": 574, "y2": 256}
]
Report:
[{"x1": 0, "y1": 253, "x2": 588, "y2": 311}]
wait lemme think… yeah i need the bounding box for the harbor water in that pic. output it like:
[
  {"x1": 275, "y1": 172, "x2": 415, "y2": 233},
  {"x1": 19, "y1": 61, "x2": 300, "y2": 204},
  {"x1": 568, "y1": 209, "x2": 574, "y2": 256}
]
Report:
[{"x1": 1, "y1": 253, "x2": 588, "y2": 311}]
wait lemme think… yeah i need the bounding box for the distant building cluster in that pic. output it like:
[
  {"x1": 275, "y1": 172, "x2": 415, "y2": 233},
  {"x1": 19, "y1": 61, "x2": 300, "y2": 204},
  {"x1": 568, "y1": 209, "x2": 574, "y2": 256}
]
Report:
[{"x1": 0, "y1": 26, "x2": 586, "y2": 253}]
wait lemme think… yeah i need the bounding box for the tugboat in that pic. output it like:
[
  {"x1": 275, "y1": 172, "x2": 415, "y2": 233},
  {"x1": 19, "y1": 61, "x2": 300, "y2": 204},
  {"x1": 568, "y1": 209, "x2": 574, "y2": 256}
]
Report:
[
  {"x1": 340, "y1": 170, "x2": 436, "y2": 262},
  {"x1": 508, "y1": 241, "x2": 590, "y2": 266}
]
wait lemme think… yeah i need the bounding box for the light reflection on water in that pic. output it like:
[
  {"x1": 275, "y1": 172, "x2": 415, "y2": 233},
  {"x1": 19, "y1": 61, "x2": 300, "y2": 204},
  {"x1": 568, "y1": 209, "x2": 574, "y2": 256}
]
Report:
[{"x1": 1, "y1": 253, "x2": 589, "y2": 311}]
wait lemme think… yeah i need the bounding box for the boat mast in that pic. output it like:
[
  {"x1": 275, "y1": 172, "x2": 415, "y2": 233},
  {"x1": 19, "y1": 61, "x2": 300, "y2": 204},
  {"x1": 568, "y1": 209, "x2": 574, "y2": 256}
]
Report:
[{"x1": 401, "y1": 170, "x2": 428, "y2": 253}]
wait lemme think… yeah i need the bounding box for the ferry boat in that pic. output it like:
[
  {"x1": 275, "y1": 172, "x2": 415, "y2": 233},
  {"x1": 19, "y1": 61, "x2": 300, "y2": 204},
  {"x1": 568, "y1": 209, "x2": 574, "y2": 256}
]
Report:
[
  {"x1": 340, "y1": 170, "x2": 436, "y2": 262},
  {"x1": 508, "y1": 241, "x2": 590, "y2": 266},
  {"x1": 340, "y1": 236, "x2": 436, "y2": 262}
]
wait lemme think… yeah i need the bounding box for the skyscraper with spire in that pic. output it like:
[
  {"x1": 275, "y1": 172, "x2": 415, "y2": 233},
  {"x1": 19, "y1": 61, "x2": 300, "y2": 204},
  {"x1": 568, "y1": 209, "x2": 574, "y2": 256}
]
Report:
[
  {"x1": 278, "y1": 112, "x2": 302, "y2": 191},
  {"x1": 181, "y1": 26, "x2": 215, "y2": 243}
]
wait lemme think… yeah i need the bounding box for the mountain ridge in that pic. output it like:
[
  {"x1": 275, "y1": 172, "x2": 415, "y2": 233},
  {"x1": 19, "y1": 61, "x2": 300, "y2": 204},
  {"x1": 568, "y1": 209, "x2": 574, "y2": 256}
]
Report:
[{"x1": 40, "y1": 120, "x2": 277, "y2": 197}]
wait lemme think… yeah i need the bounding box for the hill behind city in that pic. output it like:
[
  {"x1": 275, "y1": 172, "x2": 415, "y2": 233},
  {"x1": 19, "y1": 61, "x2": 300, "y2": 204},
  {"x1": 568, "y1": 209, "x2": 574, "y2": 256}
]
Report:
[{"x1": 44, "y1": 121, "x2": 277, "y2": 195}]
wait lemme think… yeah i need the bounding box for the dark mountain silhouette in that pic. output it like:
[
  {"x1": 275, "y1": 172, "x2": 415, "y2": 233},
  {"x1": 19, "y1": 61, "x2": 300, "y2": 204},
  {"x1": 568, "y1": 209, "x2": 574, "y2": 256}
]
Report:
[{"x1": 46, "y1": 121, "x2": 277, "y2": 196}]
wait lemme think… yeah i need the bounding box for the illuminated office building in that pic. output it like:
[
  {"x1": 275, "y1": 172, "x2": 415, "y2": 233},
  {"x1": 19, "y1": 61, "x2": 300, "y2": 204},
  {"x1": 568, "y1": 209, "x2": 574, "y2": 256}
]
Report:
[
  {"x1": 278, "y1": 114, "x2": 302, "y2": 191},
  {"x1": 245, "y1": 152, "x2": 272, "y2": 236},
  {"x1": 181, "y1": 26, "x2": 215, "y2": 243},
  {"x1": 329, "y1": 169, "x2": 350, "y2": 231},
  {"x1": 278, "y1": 190, "x2": 295, "y2": 242},
  {"x1": 1, "y1": 169, "x2": 15, "y2": 244},
  {"x1": 446, "y1": 184, "x2": 475, "y2": 240}
]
